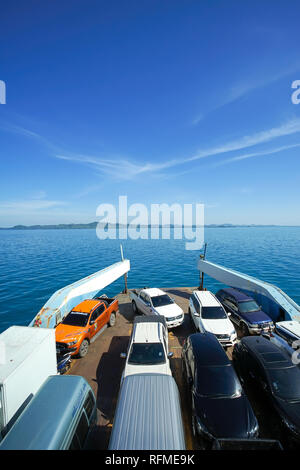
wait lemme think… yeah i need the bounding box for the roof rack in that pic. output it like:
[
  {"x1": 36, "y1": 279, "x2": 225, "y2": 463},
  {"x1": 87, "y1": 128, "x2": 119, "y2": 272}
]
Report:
[{"x1": 133, "y1": 315, "x2": 167, "y2": 327}]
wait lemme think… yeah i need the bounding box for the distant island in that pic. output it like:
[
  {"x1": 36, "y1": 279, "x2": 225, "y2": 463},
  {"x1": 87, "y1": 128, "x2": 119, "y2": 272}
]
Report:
[{"x1": 0, "y1": 223, "x2": 292, "y2": 230}]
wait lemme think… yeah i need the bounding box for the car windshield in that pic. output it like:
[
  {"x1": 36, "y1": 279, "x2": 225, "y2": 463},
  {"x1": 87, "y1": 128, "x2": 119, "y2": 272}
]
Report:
[
  {"x1": 128, "y1": 343, "x2": 166, "y2": 365},
  {"x1": 268, "y1": 366, "x2": 300, "y2": 401},
  {"x1": 151, "y1": 295, "x2": 173, "y2": 308},
  {"x1": 196, "y1": 365, "x2": 243, "y2": 398},
  {"x1": 61, "y1": 311, "x2": 89, "y2": 327},
  {"x1": 201, "y1": 306, "x2": 227, "y2": 320},
  {"x1": 238, "y1": 300, "x2": 260, "y2": 313}
]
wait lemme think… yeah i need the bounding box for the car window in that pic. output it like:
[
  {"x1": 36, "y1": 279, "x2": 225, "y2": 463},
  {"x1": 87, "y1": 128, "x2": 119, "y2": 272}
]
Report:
[
  {"x1": 90, "y1": 309, "x2": 98, "y2": 323},
  {"x1": 128, "y1": 343, "x2": 166, "y2": 365},
  {"x1": 188, "y1": 345, "x2": 195, "y2": 377},
  {"x1": 192, "y1": 296, "x2": 200, "y2": 314},
  {"x1": 62, "y1": 311, "x2": 89, "y2": 327},
  {"x1": 267, "y1": 367, "x2": 300, "y2": 401},
  {"x1": 238, "y1": 301, "x2": 260, "y2": 313},
  {"x1": 75, "y1": 412, "x2": 89, "y2": 448},
  {"x1": 152, "y1": 295, "x2": 173, "y2": 307},
  {"x1": 84, "y1": 391, "x2": 95, "y2": 421},
  {"x1": 94, "y1": 304, "x2": 105, "y2": 319},
  {"x1": 201, "y1": 306, "x2": 227, "y2": 320},
  {"x1": 226, "y1": 299, "x2": 238, "y2": 312}
]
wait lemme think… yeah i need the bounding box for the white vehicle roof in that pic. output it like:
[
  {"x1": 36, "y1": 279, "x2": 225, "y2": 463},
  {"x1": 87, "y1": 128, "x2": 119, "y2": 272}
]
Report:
[
  {"x1": 193, "y1": 290, "x2": 222, "y2": 308},
  {"x1": 141, "y1": 288, "x2": 167, "y2": 297},
  {"x1": 276, "y1": 320, "x2": 300, "y2": 337},
  {"x1": 133, "y1": 322, "x2": 164, "y2": 344}
]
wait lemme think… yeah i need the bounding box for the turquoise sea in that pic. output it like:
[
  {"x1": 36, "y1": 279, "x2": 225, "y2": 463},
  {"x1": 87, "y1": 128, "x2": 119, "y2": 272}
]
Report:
[{"x1": 0, "y1": 226, "x2": 299, "y2": 333}]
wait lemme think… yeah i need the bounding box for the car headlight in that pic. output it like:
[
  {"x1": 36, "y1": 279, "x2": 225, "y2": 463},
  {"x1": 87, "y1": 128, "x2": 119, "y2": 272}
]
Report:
[{"x1": 66, "y1": 340, "x2": 78, "y2": 346}]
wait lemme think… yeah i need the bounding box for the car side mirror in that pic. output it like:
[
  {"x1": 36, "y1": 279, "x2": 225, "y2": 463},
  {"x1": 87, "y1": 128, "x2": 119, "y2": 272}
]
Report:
[
  {"x1": 167, "y1": 352, "x2": 174, "y2": 358},
  {"x1": 120, "y1": 352, "x2": 127, "y2": 359},
  {"x1": 227, "y1": 312, "x2": 231, "y2": 316}
]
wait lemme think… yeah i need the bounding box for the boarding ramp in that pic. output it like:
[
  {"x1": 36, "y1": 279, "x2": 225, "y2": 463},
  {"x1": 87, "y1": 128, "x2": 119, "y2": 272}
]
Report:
[
  {"x1": 29, "y1": 259, "x2": 130, "y2": 328},
  {"x1": 198, "y1": 259, "x2": 300, "y2": 323}
]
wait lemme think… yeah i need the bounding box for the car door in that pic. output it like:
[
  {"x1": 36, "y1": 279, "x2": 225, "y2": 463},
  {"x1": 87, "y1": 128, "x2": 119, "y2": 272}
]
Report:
[
  {"x1": 224, "y1": 296, "x2": 240, "y2": 324},
  {"x1": 142, "y1": 293, "x2": 152, "y2": 315},
  {"x1": 190, "y1": 295, "x2": 201, "y2": 330},
  {"x1": 89, "y1": 303, "x2": 106, "y2": 338},
  {"x1": 138, "y1": 292, "x2": 149, "y2": 315}
]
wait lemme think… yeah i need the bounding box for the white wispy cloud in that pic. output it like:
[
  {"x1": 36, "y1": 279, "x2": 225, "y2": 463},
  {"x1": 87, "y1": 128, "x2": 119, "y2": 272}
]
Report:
[
  {"x1": 191, "y1": 61, "x2": 300, "y2": 125},
  {"x1": 2, "y1": 115, "x2": 300, "y2": 180},
  {"x1": 212, "y1": 143, "x2": 300, "y2": 168},
  {"x1": 55, "y1": 118, "x2": 300, "y2": 178},
  {"x1": 0, "y1": 199, "x2": 66, "y2": 214}
]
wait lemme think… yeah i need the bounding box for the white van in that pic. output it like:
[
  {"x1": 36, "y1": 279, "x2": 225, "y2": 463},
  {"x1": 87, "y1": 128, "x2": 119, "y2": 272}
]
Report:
[{"x1": 189, "y1": 290, "x2": 237, "y2": 347}]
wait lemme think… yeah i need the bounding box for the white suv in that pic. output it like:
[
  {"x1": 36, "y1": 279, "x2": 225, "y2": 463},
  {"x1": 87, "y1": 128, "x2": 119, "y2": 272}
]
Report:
[
  {"x1": 189, "y1": 290, "x2": 237, "y2": 347},
  {"x1": 120, "y1": 315, "x2": 173, "y2": 381}
]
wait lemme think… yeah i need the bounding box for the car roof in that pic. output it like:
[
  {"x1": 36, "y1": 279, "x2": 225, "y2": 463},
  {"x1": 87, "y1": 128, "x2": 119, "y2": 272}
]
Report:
[
  {"x1": 142, "y1": 288, "x2": 167, "y2": 297},
  {"x1": 72, "y1": 299, "x2": 100, "y2": 313},
  {"x1": 109, "y1": 374, "x2": 185, "y2": 450},
  {"x1": 0, "y1": 375, "x2": 93, "y2": 450},
  {"x1": 241, "y1": 336, "x2": 293, "y2": 369},
  {"x1": 218, "y1": 287, "x2": 253, "y2": 302},
  {"x1": 132, "y1": 320, "x2": 165, "y2": 344},
  {"x1": 193, "y1": 290, "x2": 222, "y2": 307},
  {"x1": 189, "y1": 332, "x2": 230, "y2": 366}
]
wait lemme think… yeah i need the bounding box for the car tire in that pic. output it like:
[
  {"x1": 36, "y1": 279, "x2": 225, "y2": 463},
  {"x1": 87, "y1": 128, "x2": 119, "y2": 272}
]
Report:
[
  {"x1": 109, "y1": 312, "x2": 116, "y2": 327},
  {"x1": 241, "y1": 322, "x2": 250, "y2": 337},
  {"x1": 78, "y1": 339, "x2": 89, "y2": 358},
  {"x1": 132, "y1": 301, "x2": 138, "y2": 315}
]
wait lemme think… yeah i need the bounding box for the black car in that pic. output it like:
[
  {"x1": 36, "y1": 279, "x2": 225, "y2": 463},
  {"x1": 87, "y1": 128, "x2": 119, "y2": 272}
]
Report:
[
  {"x1": 233, "y1": 335, "x2": 300, "y2": 444},
  {"x1": 181, "y1": 332, "x2": 259, "y2": 445}
]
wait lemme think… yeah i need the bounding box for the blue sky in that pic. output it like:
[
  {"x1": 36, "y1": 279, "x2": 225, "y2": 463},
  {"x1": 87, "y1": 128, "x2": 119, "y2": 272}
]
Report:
[{"x1": 0, "y1": 0, "x2": 300, "y2": 226}]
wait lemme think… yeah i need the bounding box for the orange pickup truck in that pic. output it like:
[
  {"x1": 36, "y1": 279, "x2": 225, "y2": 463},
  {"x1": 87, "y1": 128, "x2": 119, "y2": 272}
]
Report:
[{"x1": 55, "y1": 296, "x2": 118, "y2": 358}]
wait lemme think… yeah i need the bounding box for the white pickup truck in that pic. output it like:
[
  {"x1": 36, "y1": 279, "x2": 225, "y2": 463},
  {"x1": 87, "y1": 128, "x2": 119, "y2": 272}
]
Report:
[{"x1": 130, "y1": 288, "x2": 184, "y2": 328}]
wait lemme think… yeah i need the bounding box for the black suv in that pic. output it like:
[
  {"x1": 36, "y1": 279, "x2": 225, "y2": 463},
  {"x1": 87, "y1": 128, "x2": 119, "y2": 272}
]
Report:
[
  {"x1": 233, "y1": 335, "x2": 300, "y2": 444},
  {"x1": 181, "y1": 332, "x2": 258, "y2": 446}
]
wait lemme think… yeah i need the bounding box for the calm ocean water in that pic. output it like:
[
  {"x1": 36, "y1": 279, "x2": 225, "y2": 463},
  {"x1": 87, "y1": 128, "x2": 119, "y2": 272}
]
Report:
[{"x1": 0, "y1": 227, "x2": 299, "y2": 333}]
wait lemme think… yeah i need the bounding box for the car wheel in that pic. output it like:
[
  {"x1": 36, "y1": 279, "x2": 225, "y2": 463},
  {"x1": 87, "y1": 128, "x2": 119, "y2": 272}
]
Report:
[
  {"x1": 241, "y1": 322, "x2": 250, "y2": 337},
  {"x1": 78, "y1": 339, "x2": 89, "y2": 358},
  {"x1": 109, "y1": 312, "x2": 116, "y2": 327}
]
